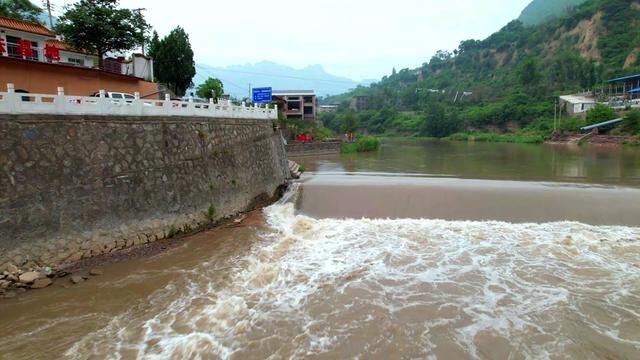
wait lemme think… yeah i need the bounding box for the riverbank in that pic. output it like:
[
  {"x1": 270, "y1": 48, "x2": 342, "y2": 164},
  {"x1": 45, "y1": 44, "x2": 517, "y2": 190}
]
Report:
[
  {"x1": 0, "y1": 192, "x2": 283, "y2": 299},
  {"x1": 1, "y1": 113, "x2": 291, "y2": 297},
  {"x1": 382, "y1": 132, "x2": 639, "y2": 146}
]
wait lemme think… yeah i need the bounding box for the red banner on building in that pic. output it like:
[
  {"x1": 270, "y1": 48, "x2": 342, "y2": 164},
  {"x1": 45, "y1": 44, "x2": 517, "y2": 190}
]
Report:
[
  {"x1": 0, "y1": 38, "x2": 5, "y2": 54},
  {"x1": 18, "y1": 39, "x2": 34, "y2": 58},
  {"x1": 45, "y1": 43, "x2": 60, "y2": 61}
]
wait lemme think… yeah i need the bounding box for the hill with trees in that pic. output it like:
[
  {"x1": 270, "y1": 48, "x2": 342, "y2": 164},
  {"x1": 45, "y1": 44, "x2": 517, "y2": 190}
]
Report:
[
  {"x1": 518, "y1": 0, "x2": 588, "y2": 25},
  {"x1": 320, "y1": 0, "x2": 640, "y2": 140}
]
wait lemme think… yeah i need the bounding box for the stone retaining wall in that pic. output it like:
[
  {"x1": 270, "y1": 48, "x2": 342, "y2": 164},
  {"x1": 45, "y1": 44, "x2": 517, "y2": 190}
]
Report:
[
  {"x1": 286, "y1": 141, "x2": 341, "y2": 156},
  {"x1": 0, "y1": 114, "x2": 289, "y2": 272}
]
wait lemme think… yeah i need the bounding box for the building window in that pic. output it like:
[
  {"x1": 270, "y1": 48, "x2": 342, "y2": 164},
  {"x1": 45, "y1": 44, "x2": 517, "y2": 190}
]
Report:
[
  {"x1": 304, "y1": 106, "x2": 314, "y2": 115},
  {"x1": 29, "y1": 41, "x2": 39, "y2": 61},
  {"x1": 5, "y1": 37, "x2": 38, "y2": 60},
  {"x1": 303, "y1": 96, "x2": 313, "y2": 103},
  {"x1": 67, "y1": 57, "x2": 83, "y2": 66},
  {"x1": 6, "y1": 36, "x2": 21, "y2": 58},
  {"x1": 287, "y1": 101, "x2": 301, "y2": 111}
]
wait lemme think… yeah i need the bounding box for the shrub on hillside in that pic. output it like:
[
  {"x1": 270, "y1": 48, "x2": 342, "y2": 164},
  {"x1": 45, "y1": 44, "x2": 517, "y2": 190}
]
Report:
[
  {"x1": 622, "y1": 109, "x2": 640, "y2": 134},
  {"x1": 586, "y1": 104, "x2": 615, "y2": 125},
  {"x1": 341, "y1": 136, "x2": 380, "y2": 153}
]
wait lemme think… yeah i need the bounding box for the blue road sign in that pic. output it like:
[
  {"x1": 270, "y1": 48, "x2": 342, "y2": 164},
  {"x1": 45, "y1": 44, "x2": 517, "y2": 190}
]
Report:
[{"x1": 252, "y1": 87, "x2": 272, "y2": 103}]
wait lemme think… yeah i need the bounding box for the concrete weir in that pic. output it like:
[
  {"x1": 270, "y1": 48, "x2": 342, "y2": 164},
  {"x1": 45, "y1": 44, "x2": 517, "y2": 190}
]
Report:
[
  {"x1": 297, "y1": 174, "x2": 640, "y2": 226},
  {"x1": 0, "y1": 114, "x2": 290, "y2": 272}
]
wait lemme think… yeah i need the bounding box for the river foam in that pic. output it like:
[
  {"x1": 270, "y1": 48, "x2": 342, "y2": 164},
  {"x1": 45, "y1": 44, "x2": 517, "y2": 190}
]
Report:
[{"x1": 63, "y1": 184, "x2": 640, "y2": 359}]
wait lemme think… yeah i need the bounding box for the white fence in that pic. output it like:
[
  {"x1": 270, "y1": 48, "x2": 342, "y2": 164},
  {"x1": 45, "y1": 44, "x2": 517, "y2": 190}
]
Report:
[{"x1": 0, "y1": 84, "x2": 277, "y2": 120}]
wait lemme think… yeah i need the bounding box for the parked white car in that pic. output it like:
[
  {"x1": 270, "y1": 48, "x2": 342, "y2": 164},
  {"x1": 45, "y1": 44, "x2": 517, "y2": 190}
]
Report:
[{"x1": 92, "y1": 91, "x2": 136, "y2": 103}]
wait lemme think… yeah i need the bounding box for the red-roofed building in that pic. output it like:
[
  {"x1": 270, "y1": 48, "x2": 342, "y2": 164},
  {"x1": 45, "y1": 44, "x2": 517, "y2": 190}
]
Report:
[
  {"x1": 0, "y1": 16, "x2": 157, "y2": 97},
  {"x1": 0, "y1": 16, "x2": 55, "y2": 61}
]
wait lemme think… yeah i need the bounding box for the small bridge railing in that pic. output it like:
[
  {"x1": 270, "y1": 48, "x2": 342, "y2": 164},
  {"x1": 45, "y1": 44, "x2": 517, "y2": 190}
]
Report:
[{"x1": 0, "y1": 83, "x2": 278, "y2": 120}]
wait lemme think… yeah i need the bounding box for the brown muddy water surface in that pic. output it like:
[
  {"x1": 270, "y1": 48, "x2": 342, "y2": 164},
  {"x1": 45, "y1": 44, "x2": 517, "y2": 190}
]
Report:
[{"x1": 1, "y1": 139, "x2": 640, "y2": 359}]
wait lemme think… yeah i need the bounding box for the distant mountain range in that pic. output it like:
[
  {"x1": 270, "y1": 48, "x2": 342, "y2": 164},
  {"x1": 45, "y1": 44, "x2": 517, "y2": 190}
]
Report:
[
  {"x1": 195, "y1": 61, "x2": 374, "y2": 99},
  {"x1": 518, "y1": 0, "x2": 587, "y2": 25}
]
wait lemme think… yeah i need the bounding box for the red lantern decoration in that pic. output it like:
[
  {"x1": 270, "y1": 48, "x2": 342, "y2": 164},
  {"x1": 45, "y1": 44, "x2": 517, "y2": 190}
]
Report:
[
  {"x1": 45, "y1": 43, "x2": 60, "y2": 61},
  {"x1": 18, "y1": 39, "x2": 34, "y2": 58}
]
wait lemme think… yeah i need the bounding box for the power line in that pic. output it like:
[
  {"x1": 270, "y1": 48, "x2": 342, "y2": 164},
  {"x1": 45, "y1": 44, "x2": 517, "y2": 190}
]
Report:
[{"x1": 195, "y1": 65, "x2": 248, "y2": 93}]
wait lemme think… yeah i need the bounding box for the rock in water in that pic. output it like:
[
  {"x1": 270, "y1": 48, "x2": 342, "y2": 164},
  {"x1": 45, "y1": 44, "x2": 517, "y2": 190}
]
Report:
[
  {"x1": 89, "y1": 269, "x2": 103, "y2": 276},
  {"x1": 70, "y1": 275, "x2": 84, "y2": 284},
  {"x1": 19, "y1": 272, "x2": 43, "y2": 284},
  {"x1": 30, "y1": 278, "x2": 52, "y2": 289}
]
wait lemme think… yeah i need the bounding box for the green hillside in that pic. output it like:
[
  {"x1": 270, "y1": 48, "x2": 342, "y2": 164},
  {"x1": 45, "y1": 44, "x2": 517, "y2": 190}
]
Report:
[
  {"x1": 518, "y1": 0, "x2": 588, "y2": 26},
  {"x1": 320, "y1": 0, "x2": 640, "y2": 139}
]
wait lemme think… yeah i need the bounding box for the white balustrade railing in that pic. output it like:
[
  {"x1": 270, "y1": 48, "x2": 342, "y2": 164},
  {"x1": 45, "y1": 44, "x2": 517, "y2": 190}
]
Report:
[{"x1": 0, "y1": 84, "x2": 277, "y2": 120}]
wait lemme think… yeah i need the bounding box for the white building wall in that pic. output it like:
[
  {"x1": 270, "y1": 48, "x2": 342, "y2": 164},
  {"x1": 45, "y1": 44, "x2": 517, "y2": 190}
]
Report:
[
  {"x1": 133, "y1": 55, "x2": 152, "y2": 81},
  {"x1": 58, "y1": 50, "x2": 97, "y2": 68}
]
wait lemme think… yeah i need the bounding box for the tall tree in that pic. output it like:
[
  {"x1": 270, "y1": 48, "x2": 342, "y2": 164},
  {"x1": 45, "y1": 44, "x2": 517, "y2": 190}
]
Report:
[
  {"x1": 153, "y1": 26, "x2": 195, "y2": 97},
  {"x1": 55, "y1": 0, "x2": 149, "y2": 68},
  {"x1": 196, "y1": 77, "x2": 224, "y2": 100},
  {"x1": 0, "y1": 0, "x2": 42, "y2": 22},
  {"x1": 341, "y1": 112, "x2": 359, "y2": 134},
  {"x1": 147, "y1": 30, "x2": 160, "y2": 58}
]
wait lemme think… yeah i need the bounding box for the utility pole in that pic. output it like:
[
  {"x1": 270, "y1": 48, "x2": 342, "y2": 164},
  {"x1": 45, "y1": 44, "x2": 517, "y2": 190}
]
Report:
[
  {"x1": 43, "y1": 0, "x2": 54, "y2": 29},
  {"x1": 554, "y1": 97, "x2": 558, "y2": 133},
  {"x1": 248, "y1": 83, "x2": 252, "y2": 104}
]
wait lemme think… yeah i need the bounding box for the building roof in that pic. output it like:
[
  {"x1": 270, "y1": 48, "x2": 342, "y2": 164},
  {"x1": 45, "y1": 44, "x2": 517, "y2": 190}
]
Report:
[
  {"x1": 0, "y1": 16, "x2": 55, "y2": 37},
  {"x1": 45, "y1": 39, "x2": 98, "y2": 56},
  {"x1": 559, "y1": 94, "x2": 597, "y2": 104},
  {"x1": 272, "y1": 90, "x2": 315, "y2": 96},
  {"x1": 607, "y1": 74, "x2": 640, "y2": 83}
]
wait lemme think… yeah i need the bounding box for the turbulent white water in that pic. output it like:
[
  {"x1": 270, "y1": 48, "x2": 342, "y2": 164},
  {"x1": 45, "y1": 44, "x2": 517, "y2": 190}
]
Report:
[{"x1": 61, "y1": 185, "x2": 640, "y2": 359}]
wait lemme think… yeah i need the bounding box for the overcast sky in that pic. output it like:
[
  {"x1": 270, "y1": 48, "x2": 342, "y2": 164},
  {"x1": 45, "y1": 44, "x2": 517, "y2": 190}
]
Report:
[{"x1": 57, "y1": 0, "x2": 532, "y2": 80}]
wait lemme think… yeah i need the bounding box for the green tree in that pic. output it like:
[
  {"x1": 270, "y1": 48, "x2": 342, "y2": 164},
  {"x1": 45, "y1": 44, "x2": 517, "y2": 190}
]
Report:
[
  {"x1": 622, "y1": 109, "x2": 640, "y2": 134},
  {"x1": 586, "y1": 104, "x2": 615, "y2": 125},
  {"x1": 56, "y1": 0, "x2": 149, "y2": 68},
  {"x1": 147, "y1": 30, "x2": 160, "y2": 58},
  {"x1": 519, "y1": 57, "x2": 540, "y2": 86},
  {"x1": 0, "y1": 0, "x2": 42, "y2": 22},
  {"x1": 153, "y1": 26, "x2": 195, "y2": 97},
  {"x1": 341, "y1": 112, "x2": 359, "y2": 134},
  {"x1": 422, "y1": 103, "x2": 458, "y2": 138},
  {"x1": 196, "y1": 77, "x2": 224, "y2": 100}
]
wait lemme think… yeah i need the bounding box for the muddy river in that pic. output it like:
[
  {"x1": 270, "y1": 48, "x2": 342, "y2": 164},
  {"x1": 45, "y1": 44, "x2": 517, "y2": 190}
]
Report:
[{"x1": 1, "y1": 139, "x2": 639, "y2": 359}]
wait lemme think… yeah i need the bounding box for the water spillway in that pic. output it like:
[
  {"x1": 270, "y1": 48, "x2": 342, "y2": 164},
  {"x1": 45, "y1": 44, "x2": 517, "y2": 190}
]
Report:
[{"x1": 296, "y1": 173, "x2": 640, "y2": 226}]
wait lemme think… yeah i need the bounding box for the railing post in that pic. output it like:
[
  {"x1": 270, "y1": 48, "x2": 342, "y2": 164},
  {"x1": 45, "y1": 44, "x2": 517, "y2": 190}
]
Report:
[
  {"x1": 164, "y1": 94, "x2": 171, "y2": 115},
  {"x1": 55, "y1": 86, "x2": 65, "y2": 114},
  {"x1": 133, "y1": 92, "x2": 143, "y2": 116},
  {"x1": 5, "y1": 83, "x2": 17, "y2": 113},
  {"x1": 98, "y1": 89, "x2": 107, "y2": 115}
]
